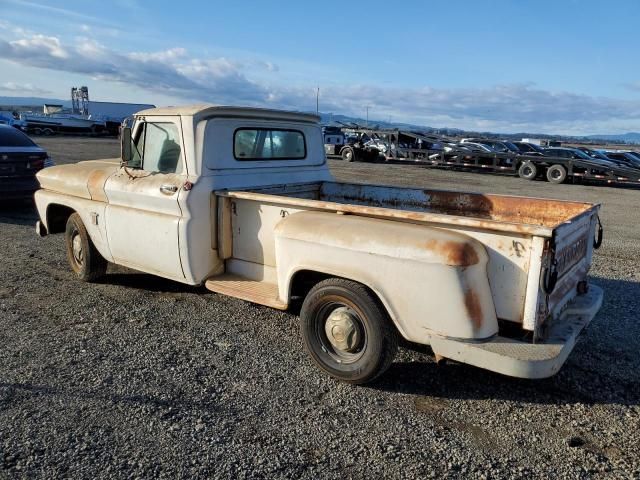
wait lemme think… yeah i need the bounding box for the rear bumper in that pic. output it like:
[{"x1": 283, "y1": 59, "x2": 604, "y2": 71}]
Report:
[
  {"x1": 0, "y1": 177, "x2": 39, "y2": 199},
  {"x1": 430, "y1": 285, "x2": 603, "y2": 379}
]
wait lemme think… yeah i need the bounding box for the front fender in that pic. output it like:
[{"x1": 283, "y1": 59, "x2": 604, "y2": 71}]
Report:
[
  {"x1": 274, "y1": 211, "x2": 498, "y2": 342},
  {"x1": 34, "y1": 189, "x2": 113, "y2": 262}
]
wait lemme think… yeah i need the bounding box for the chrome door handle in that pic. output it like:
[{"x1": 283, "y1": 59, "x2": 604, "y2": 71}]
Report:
[{"x1": 160, "y1": 184, "x2": 178, "y2": 195}]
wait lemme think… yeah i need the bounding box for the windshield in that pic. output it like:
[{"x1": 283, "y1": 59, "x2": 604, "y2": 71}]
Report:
[
  {"x1": 571, "y1": 149, "x2": 594, "y2": 160},
  {"x1": 502, "y1": 142, "x2": 520, "y2": 153},
  {"x1": 590, "y1": 150, "x2": 613, "y2": 160},
  {"x1": 525, "y1": 143, "x2": 544, "y2": 153},
  {"x1": 0, "y1": 127, "x2": 36, "y2": 147}
]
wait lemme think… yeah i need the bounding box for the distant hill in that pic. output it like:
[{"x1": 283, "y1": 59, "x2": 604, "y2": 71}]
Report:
[
  {"x1": 0, "y1": 96, "x2": 72, "y2": 108},
  {"x1": 583, "y1": 132, "x2": 640, "y2": 144}
]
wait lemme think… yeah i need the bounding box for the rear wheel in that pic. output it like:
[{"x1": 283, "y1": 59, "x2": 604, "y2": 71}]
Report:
[
  {"x1": 518, "y1": 161, "x2": 537, "y2": 180},
  {"x1": 65, "y1": 213, "x2": 107, "y2": 282},
  {"x1": 300, "y1": 278, "x2": 398, "y2": 384},
  {"x1": 341, "y1": 147, "x2": 355, "y2": 162},
  {"x1": 546, "y1": 164, "x2": 567, "y2": 184}
]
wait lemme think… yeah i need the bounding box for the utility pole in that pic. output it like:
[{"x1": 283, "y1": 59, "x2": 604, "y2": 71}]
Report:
[
  {"x1": 366, "y1": 106, "x2": 369, "y2": 128},
  {"x1": 316, "y1": 86, "x2": 319, "y2": 114}
]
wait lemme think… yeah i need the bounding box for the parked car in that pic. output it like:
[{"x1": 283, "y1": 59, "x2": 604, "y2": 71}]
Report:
[
  {"x1": 575, "y1": 147, "x2": 631, "y2": 169},
  {"x1": 364, "y1": 138, "x2": 388, "y2": 154},
  {"x1": 0, "y1": 124, "x2": 53, "y2": 200},
  {"x1": 461, "y1": 139, "x2": 519, "y2": 154},
  {"x1": 458, "y1": 142, "x2": 494, "y2": 153},
  {"x1": 598, "y1": 150, "x2": 640, "y2": 169},
  {"x1": 512, "y1": 142, "x2": 545, "y2": 156}
]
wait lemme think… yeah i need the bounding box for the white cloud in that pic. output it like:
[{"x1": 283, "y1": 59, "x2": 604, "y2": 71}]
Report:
[
  {"x1": 0, "y1": 81, "x2": 52, "y2": 95},
  {"x1": 1, "y1": 30, "x2": 639, "y2": 134}
]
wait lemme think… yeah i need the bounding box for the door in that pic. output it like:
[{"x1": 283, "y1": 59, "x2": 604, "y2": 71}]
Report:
[{"x1": 104, "y1": 116, "x2": 187, "y2": 280}]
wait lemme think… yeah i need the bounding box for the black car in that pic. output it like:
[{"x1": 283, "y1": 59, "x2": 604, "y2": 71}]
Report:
[
  {"x1": 599, "y1": 151, "x2": 640, "y2": 169},
  {"x1": 575, "y1": 147, "x2": 632, "y2": 169},
  {"x1": 0, "y1": 125, "x2": 53, "y2": 200},
  {"x1": 512, "y1": 141, "x2": 545, "y2": 156},
  {"x1": 464, "y1": 139, "x2": 519, "y2": 154}
]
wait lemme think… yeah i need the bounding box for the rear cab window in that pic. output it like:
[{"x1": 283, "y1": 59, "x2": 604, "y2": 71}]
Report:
[
  {"x1": 201, "y1": 118, "x2": 325, "y2": 172},
  {"x1": 234, "y1": 128, "x2": 306, "y2": 160},
  {"x1": 0, "y1": 127, "x2": 36, "y2": 147}
]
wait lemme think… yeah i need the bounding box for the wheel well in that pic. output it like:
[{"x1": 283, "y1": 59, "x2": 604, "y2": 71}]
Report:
[
  {"x1": 289, "y1": 270, "x2": 392, "y2": 316},
  {"x1": 289, "y1": 270, "x2": 333, "y2": 300},
  {"x1": 46, "y1": 204, "x2": 75, "y2": 234}
]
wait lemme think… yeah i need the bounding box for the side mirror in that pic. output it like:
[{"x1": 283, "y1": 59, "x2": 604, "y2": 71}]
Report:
[{"x1": 121, "y1": 127, "x2": 132, "y2": 164}]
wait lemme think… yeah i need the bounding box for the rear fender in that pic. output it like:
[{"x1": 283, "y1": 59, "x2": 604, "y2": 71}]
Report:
[{"x1": 274, "y1": 211, "x2": 498, "y2": 342}]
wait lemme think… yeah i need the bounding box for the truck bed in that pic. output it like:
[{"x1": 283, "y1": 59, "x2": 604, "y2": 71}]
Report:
[
  {"x1": 220, "y1": 181, "x2": 598, "y2": 237},
  {"x1": 216, "y1": 181, "x2": 600, "y2": 329}
]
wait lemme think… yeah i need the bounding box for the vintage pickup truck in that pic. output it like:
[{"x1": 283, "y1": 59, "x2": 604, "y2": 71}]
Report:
[{"x1": 34, "y1": 105, "x2": 604, "y2": 384}]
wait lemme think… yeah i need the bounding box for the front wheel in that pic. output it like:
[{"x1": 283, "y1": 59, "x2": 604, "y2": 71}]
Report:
[
  {"x1": 65, "y1": 213, "x2": 107, "y2": 282},
  {"x1": 300, "y1": 278, "x2": 398, "y2": 384}
]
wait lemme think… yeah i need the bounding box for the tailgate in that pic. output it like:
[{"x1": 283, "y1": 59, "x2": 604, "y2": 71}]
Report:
[{"x1": 545, "y1": 205, "x2": 601, "y2": 319}]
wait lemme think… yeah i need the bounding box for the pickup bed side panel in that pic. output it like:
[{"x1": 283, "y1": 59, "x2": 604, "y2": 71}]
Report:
[{"x1": 274, "y1": 211, "x2": 499, "y2": 342}]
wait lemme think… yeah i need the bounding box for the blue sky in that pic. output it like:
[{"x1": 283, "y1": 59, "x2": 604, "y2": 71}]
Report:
[{"x1": 1, "y1": 0, "x2": 640, "y2": 134}]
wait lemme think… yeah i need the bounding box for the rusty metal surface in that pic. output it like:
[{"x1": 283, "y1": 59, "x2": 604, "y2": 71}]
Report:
[
  {"x1": 218, "y1": 181, "x2": 598, "y2": 238},
  {"x1": 273, "y1": 209, "x2": 488, "y2": 268},
  {"x1": 36, "y1": 159, "x2": 119, "y2": 201}
]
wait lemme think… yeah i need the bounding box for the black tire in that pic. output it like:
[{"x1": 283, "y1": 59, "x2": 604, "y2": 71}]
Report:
[
  {"x1": 300, "y1": 278, "x2": 398, "y2": 384},
  {"x1": 518, "y1": 161, "x2": 537, "y2": 180},
  {"x1": 65, "y1": 213, "x2": 107, "y2": 282},
  {"x1": 341, "y1": 147, "x2": 355, "y2": 162},
  {"x1": 546, "y1": 164, "x2": 567, "y2": 184}
]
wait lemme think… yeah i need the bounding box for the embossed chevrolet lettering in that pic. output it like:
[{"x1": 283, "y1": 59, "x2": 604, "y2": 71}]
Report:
[
  {"x1": 556, "y1": 236, "x2": 589, "y2": 276},
  {"x1": 33, "y1": 105, "x2": 604, "y2": 384}
]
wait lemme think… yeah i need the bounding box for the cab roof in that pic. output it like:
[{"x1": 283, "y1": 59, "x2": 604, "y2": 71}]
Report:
[{"x1": 135, "y1": 104, "x2": 321, "y2": 124}]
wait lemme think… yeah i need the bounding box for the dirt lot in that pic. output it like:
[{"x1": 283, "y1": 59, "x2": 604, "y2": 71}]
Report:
[{"x1": 1, "y1": 137, "x2": 638, "y2": 479}]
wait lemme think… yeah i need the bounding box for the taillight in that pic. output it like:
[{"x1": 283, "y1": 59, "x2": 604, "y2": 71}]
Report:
[{"x1": 30, "y1": 159, "x2": 44, "y2": 170}]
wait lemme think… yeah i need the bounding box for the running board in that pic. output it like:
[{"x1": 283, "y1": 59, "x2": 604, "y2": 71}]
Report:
[{"x1": 205, "y1": 274, "x2": 288, "y2": 310}]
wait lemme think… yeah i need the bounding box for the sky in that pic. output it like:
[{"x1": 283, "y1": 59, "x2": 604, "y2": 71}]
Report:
[{"x1": 1, "y1": 0, "x2": 640, "y2": 135}]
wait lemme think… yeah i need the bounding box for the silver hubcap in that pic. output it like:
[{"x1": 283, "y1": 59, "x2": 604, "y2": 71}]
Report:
[
  {"x1": 325, "y1": 307, "x2": 361, "y2": 352},
  {"x1": 72, "y1": 234, "x2": 83, "y2": 265}
]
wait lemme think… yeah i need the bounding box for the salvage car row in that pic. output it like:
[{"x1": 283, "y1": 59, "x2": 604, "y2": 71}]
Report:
[{"x1": 324, "y1": 126, "x2": 640, "y2": 186}]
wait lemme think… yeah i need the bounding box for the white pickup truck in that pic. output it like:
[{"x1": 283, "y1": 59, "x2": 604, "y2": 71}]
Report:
[{"x1": 34, "y1": 105, "x2": 604, "y2": 384}]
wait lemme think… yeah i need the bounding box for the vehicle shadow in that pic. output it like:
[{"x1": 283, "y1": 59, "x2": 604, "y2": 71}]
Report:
[
  {"x1": 370, "y1": 276, "x2": 640, "y2": 407},
  {"x1": 96, "y1": 271, "x2": 207, "y2": 294}
]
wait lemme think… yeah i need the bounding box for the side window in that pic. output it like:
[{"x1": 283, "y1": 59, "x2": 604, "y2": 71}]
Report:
[
  {"x1": 234, "y1": 128, "x2": 306, "y2": 160},
  {"x1": 130, "y1": 122, "x2": 182, "y2": 173}
]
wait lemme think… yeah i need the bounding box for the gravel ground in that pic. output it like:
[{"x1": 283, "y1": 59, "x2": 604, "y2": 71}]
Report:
[{"x1": 1, "y1": 137, "x2": 638, "y2": 479}]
